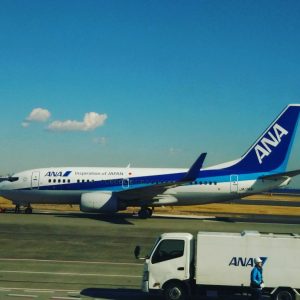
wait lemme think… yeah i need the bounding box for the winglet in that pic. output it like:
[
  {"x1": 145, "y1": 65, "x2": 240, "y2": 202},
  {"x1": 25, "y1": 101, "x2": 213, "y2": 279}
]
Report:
[{"x1": 181, "y1": 152, "x2": 207, "y2": 182}]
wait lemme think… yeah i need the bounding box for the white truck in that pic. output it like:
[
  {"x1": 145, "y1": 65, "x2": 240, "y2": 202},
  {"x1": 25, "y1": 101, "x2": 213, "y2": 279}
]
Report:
[{"x1": 135, "y1": 231, "x2": 300, "y2": 300}]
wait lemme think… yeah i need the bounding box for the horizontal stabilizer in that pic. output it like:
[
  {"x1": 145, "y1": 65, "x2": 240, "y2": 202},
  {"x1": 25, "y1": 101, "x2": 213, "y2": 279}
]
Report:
[{"x1": 259, "y1": 169, "x2": 300, "y2": 180}]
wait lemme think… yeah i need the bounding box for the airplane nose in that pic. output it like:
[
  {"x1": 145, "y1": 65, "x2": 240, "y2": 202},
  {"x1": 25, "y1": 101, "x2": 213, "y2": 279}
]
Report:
[
  {"x1": 0, "y1": 180, "x2": 12, "y2": 193},
  {"x1": 0, "y1": 182, "x2": 6, "y2": 196}
]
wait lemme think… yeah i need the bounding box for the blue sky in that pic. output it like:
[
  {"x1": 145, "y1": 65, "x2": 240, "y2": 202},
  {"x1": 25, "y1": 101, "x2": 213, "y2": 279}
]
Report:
[{"x1": 0, "y1": 0, "x2": 300, "y2": 185}]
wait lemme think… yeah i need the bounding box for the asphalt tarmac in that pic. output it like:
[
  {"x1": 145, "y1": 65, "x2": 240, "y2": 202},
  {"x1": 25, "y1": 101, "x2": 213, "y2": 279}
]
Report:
[{"x1": 0, "y1": 211, "x2": 299, "y2": 299}]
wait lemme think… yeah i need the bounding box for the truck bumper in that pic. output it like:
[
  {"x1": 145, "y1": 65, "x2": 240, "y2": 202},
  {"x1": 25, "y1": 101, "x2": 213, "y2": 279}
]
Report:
[{"x1": 142, "y1": 280, "x2": 149, "y2": 293}]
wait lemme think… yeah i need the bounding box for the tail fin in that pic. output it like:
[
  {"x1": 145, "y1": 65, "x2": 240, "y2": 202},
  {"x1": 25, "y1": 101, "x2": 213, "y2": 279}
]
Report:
[{"x1": 233, "y1": 104, "x2": 300, "y2": 174}]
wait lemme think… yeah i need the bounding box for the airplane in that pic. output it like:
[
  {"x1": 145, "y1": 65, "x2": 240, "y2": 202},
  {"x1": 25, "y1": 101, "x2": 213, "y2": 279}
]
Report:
[{"x1": 0, "y1": 104, "x2": 300, "y2": 218}]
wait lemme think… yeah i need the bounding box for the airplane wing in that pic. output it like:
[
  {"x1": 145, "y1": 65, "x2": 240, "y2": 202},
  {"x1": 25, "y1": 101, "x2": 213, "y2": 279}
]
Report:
[
  {"x1": 116, "y1": 152, "x2": 207, "y2": 201},
  {"x1": 259, "y1": 169, "x2": 300, "y2": 180}
]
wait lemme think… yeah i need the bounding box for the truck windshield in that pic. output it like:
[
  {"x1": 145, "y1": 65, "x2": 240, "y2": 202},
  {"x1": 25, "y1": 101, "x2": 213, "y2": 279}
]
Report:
[
  {"x1": 148, "y1": 237, "x2": 161, "y2": 258},
  {"x1": 151, "y1": 239, "x2": 184, "y2": 264}
]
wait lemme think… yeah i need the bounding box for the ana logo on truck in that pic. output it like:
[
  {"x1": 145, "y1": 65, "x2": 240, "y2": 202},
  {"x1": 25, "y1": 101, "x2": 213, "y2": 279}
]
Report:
[{"x1": 229, "y1": 257, "x2": 267, "y2": 267}]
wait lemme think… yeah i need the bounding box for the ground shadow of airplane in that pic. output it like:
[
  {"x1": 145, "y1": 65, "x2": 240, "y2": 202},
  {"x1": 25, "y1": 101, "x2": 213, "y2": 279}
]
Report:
[
  {"x1": 29, "y1": 209, "x2": 300, "y2": 225},
  {"x1": 53, "y1": 211, "x2": 136, "y2": 225}
]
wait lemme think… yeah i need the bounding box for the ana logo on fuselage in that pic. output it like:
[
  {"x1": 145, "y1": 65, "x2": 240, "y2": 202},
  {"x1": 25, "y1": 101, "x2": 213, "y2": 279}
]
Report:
[
  {"x1": 254, "y1": 123, "x2": 288, "y2": 164},
  {"x1": 45, "y1": 171, "x2": 72, "y2": 177}
]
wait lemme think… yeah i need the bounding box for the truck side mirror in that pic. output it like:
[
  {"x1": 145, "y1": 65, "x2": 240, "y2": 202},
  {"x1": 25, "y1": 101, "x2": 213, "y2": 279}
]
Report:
[{"x1": 134, "y1": 245, "x2": 141, "y2": 259}]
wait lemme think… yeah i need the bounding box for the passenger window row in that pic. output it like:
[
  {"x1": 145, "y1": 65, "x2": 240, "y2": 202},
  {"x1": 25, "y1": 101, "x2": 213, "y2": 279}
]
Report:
[
  {"x1": 192, "y1": 181, "x2": 218, "y2": 185},
  {"x1": 47, "y1": 178, "x2": 217, "y2": 186},
  {"x1": 77, "y1": 179, "x2": 95, "y2": 183},
  {"x1": 48, "y1": 179, "x2": 71, "y2": 183}
]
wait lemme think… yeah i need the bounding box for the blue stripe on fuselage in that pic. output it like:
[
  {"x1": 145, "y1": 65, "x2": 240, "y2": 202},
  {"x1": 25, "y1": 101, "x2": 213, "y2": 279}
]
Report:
[{"x1": 16, "y1": 167, "x2": 276, "y2": 192}]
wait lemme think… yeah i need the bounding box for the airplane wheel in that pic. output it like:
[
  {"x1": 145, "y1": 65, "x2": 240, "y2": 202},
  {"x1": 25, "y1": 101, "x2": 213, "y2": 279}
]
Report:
[
  {"x1": 25, "y1": 207, "x2": 32, "y2": 214},
  {"x1": 138, "y1": 208, "x2": 152, "y2": 219},
  {"x1": 147, "y1": 207, "x2": 153, "y2": 217},
  {"x1": 15, "y1": 205, "x2": 20, "y2": 214}
]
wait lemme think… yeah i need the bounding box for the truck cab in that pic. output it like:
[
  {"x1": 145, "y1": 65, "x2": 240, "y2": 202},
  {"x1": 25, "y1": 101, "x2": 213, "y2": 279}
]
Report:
[{"x1": 142, "y1": 233, "x2": 193, "y2": 299}]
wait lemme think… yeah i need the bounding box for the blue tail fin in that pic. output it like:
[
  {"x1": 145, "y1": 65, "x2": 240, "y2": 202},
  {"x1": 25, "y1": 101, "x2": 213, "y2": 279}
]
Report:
[{"x1": 233, "y1": 104, "x2": 300, "y2": 174}]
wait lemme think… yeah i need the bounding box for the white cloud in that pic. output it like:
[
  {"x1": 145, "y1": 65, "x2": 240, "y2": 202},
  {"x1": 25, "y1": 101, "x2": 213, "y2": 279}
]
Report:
[
  {"x1": 47, "y1": 112, "x2": 108, "y2": 132},
  {"x1": 26, "y1": 108, "x2": 51, "y2": 122},
  {"x1": 93, "y1": 136, "x2": 107, "y2": 145},
  {"x1": 169, "y1": 147, "x2": 182, "y2": 155},
  {"x1": 21, "y1": 122, "x2": 30, "y2": 128}
]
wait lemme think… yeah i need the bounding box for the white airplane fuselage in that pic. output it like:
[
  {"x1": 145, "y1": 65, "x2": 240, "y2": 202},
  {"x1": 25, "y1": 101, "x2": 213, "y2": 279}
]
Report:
[{"x1": 0, "y1": 165, "x2": 289, "y2": 207}]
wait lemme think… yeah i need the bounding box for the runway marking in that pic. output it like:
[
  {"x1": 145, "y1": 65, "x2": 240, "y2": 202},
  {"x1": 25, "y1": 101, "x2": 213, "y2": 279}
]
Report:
[
  {"x1": 155, "y1": 213, "x2": 216, "y2": 219},
  {"x1": 0, "y1": 270, "x2": 141, "y2": 278},
  {"x1": 0, "y1": 258, "x2": 143, "y2": 266},
  {"x1": 51, "y1": 297, "x2": 79, "y2": 300},
  {"x1": 0, "y1": 287, "x2": 79, "y2": 293},
  {"x1": 8, "y1": 294, "x2": 37, "y2": 298},
  {"x1": 67, "y1": 292, "x2": 81, "y2": 295},
  {"x1": 25, "y1": 289, "x2": 54, "y2": 293}
]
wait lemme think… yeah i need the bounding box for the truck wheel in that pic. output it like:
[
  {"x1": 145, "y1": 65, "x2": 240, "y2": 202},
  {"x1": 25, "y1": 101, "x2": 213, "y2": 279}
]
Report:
[
  {"x1": 273, "y1": 289, "x2": 295, "y2": 300},
  {"x1": 164, "y1": 282, "x2": 187, "y2": 300}
]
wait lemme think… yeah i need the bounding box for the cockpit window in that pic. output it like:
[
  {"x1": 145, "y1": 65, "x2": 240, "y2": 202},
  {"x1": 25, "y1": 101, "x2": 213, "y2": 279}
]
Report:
[{"x1": 7, "y1": 177, "x2": 19, "y2": 182}]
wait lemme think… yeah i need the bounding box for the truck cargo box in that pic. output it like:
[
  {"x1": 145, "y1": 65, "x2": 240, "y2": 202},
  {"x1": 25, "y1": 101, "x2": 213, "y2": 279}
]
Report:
[{"x1": 195, "y1": 231, "x2": 300, "y2": 288}]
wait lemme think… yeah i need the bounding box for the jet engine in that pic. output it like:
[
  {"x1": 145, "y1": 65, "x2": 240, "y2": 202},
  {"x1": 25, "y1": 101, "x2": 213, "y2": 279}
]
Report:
[{"x1": 80, "y1": 191, "x2": 120, "y2": 213}]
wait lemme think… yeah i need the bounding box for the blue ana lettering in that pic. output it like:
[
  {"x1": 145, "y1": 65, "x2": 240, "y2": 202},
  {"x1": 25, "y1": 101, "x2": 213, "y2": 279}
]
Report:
[
  {"x1": 45, "y1": 171, "x2": 72, "y2": 177},
  {"x1": 229, "y1": 257, "x2": 267, "y2": 267},
  {"x1": 254, "y1": 123, "x2": 288, "y2": 164},
  {"x1": 229, "y1": 257, "x2": 254, "y2": 267}
]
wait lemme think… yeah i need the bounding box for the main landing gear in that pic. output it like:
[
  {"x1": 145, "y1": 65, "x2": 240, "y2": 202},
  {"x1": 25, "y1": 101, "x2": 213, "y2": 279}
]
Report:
[
  {"x1": 25, "y1": 204, "x2": 33, "y2": 214},
  {"x1": 14, "y1": 204, "x2": 21, "y2": 213},
  {"x1": 138, "y1": 207, "x2": 153, "y2": 219},
  {"x1": 14, "y1": 204, "x2": 33, "y2": 214}
]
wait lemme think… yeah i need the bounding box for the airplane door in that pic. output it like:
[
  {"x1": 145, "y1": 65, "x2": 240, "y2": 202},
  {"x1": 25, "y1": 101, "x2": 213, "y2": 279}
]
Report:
[
  {"x1": 122, "y1": 178, "x2": 130, "y2": 189},
  {"x1": 230, "y1": 175, "x2": 238, "y2": 193},
  {"x1": 31, "y1": 171, "x2": 40, "y2": 189}
]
